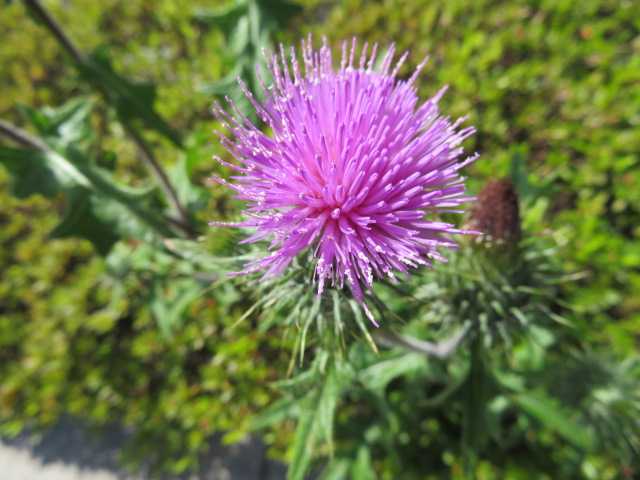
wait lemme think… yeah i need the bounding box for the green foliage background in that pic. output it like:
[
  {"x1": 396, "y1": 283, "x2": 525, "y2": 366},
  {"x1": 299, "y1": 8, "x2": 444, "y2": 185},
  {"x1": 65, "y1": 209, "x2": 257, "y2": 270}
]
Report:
[
  {"x1": 299, "y1": 0, "x2": 640, "y2": 355},
  {"x1": 1, "y1": 0, "x2": 638, "y2": 478}
]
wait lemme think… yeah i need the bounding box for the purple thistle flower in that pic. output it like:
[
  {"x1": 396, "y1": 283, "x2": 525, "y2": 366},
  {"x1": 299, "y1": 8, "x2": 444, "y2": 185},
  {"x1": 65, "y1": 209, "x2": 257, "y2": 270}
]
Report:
[{"x1": 211, "y1": 37, "x2": 478, "y2": 323}]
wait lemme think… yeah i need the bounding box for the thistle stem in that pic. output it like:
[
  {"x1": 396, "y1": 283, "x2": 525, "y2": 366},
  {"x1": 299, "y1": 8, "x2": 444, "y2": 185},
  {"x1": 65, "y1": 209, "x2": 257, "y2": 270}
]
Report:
[
  {"x1": 23, "y1": 0, "x2": 84, "y2": 64},
  {"x1": 22, "y1": 0, "x2": 194, "y2": 238},
  {"x1": 373, "y1": 325, "x2": 470, "y2": 359},
  {"x1": 0, "y1": 119, "x2": 49, "y2": 150},
  {"x1": 123, "y1": 124, "x2": 194, "y2": 237}
]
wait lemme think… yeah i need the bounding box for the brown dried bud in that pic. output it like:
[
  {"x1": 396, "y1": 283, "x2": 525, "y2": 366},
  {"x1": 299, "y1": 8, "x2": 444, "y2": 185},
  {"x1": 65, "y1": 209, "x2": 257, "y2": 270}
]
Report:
[{"x1": 470, "y1": 179, "x2": 521, "y2": 244}]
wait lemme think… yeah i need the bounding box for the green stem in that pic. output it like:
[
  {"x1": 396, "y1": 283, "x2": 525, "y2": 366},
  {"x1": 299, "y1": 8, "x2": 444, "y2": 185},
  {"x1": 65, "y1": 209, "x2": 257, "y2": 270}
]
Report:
[
  {"x1": 123, "y1": 123, "x2": 194, "y2": 237},
  {"x1": 462, "y1": 339, "x2": 487, "y2": 479},
  {"x1": 373, "y1": 325, "x2": 470, "y2": 359},
  {"x1": 0, "y1": 119, "x2": 49, "y2": 150}
]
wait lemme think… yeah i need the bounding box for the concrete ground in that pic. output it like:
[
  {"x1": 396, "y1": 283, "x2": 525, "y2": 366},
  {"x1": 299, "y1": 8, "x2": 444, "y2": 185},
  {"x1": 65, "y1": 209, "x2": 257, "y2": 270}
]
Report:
[{"x1": 0, "y1": 418, "x2": 286, "y2": 480}]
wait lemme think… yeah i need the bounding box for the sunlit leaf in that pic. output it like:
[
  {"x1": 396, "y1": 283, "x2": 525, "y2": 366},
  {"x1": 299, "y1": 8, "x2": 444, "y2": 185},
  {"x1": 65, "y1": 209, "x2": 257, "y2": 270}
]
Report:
[
  {"x1": 321, "y1": 459, "x2": 350, "y2": 480},
  {"x1": 0, "y1": 146, "x2": 90, "y2": 198},
  {"x1": 288, "y1": 358, "x2": 347, "y2": 480},
  {"x1": 192, "y1": 2, "x2": 247, "y2": 32},
  {"x1": 358, "y1": 352, "x2": 427, "y2": 392},
  {"x1": 166, "y1": 156, "x2": 206, "y2": 211},
  {"x1": 289, "y1": 390, "x2": 318, "y2": 480},
  {"x1": 17, "y1": 98, "x2": 94, "y2": 148}
]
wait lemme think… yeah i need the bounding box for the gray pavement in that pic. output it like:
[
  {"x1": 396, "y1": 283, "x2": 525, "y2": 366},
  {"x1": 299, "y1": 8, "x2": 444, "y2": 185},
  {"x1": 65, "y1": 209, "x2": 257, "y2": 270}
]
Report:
[{"x1": 0, "y1": 418, "x2": 286, "y2": 480}]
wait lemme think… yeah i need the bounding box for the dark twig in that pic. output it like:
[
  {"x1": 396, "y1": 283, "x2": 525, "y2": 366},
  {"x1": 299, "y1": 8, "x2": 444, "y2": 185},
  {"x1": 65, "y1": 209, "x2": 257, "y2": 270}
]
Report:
[
  {"x1": 166, "y1": 215, "x2": 197, "y2": 237},
  {"x1": 124, "y1": 124, "x2": 194, "y2": 236},
  {"x1": 23, "y1": 0, "x2": 84, "y2": 63},
  {"x1": 22, "y1": 0, "x2": 194, "y2": 237},
  {"x1": 0, "y1": 119, "x2": 49, "y2": 150}
]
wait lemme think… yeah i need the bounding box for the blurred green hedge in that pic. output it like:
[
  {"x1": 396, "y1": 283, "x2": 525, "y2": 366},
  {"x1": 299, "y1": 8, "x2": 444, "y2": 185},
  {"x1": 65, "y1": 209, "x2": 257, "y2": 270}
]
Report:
[
  {"x1": 0, "y1": 164, "x2": 292, "y2": 474},
  {"x1": 0, "y1": 0, "x2": 291, "y2": 474}
]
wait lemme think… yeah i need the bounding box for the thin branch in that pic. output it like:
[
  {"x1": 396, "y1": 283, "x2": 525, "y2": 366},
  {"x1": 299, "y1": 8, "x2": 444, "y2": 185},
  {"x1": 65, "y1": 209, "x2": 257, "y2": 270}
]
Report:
[
  {"x1": 124, "y1": 124, "x2": 194, "y2": 236},
  {"x1": 166, "y1": 214, "x2": 197, "y2": 237},
  {"x1": 23, "y1": 0, "x2": 84, "y2": 63},
  {"x1": 373, "y1": 325, "x2": 470, "y2": 359},
  {"x1": 0, "y1": 118, "x2": 49, "y2": 151},
  {"x1": 22, "y1": 0, "x2": 194, "y2": 237}
]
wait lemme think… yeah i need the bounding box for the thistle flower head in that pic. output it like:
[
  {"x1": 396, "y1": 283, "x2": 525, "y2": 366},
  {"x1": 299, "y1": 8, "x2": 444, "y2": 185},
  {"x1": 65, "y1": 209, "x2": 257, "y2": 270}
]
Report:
[{"x1": 211, "y1": 37, "x2": 478, "y2": 322}]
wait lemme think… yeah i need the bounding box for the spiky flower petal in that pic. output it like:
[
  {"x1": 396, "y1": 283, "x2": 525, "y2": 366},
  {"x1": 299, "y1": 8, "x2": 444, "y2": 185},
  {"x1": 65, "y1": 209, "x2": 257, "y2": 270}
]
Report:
[{"x1": 211, "y1": 38, "x2": 478, "y2": 322}]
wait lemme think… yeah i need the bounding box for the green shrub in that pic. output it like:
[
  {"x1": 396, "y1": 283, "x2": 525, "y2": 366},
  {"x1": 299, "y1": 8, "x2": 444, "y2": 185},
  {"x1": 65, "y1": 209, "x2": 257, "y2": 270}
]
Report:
[{"x1": 0, "y1": 166, "x2": 292, "y2": 474}]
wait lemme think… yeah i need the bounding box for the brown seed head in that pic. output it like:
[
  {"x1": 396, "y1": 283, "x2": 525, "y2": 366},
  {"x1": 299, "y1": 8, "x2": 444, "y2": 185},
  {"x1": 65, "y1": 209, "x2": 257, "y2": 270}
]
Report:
[{"x1": 470, "y1": 179, "x2": 521, "y2": 244}]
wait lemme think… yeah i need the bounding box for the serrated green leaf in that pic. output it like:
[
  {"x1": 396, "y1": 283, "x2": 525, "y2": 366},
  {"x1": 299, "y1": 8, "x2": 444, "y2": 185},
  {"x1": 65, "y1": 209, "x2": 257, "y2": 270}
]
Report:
[
  {"x1": 359, "y1": 353, "x2": 426, "y2": 392},
  {"x1": 1, "y1": 141, "x2": 171, "y2": 248},
  {"x1": 289, "y1": 390, "x2": 319, "y2": 480},
  {"x1": 317, "y1": 363, "x2": 339, "y2": 453},
  {"x1": 351, "y1": 446, "x2": 376, "y2": 480},
  {"x1": 166, "y1": 156, "x2": 206, "y2": 210},
  {"x1": 349, "y1": 300, "x2": 378, "y2": 353},
  {"x1": 288, "y1": 360, "x2": 346, "y2": 480},
  {"x1": 192, "y1": 2, "x2": 248, "y2": 32},
  {"x1": 230, "y1": 15, "x2": 250, "y2": 55},
  {"x1": 513, "y1": 390, "x2": 595, "y2": 450},
  {"x1": 251, "y1": 396, "x2": 298, "y2": 430},
  {"x1": 299, "y1": 296, "x2": 321, "y2": 363},
  {"x1": 77, "y1": 48, "x2": 181, "y2": 146},
  {"x1": 321, "y1": 459, "x2": 350, "y2": 480},
  {"x1": 66, "y1": 147, "x2": 172, "y2": 238},
  {"x1": 0, "y1": 146, "x2": 90, "y2": 198},
  {"x1": 49, "y1": 188, "x2": 119, "y2": 254},
  {"x1": 17, "y1": 98, "x2": 94, "y2": 148}
]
